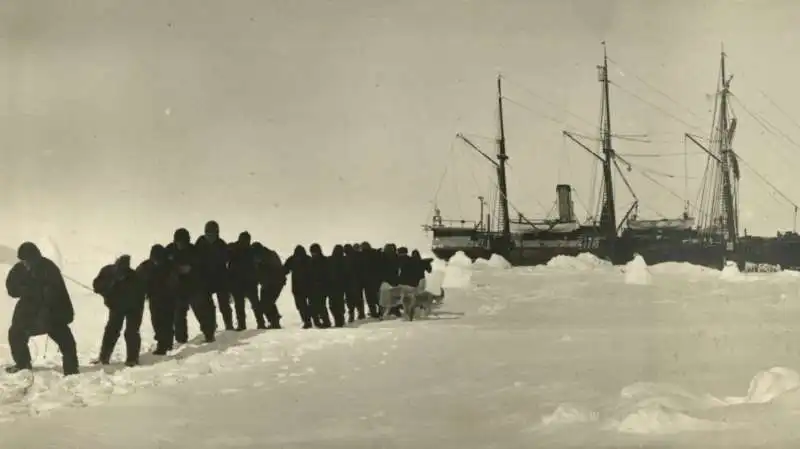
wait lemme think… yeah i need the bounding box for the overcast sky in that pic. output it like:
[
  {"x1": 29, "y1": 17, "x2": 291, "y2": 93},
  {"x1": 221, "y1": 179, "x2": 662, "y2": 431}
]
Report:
[{"x1": 1, "y1": 0, "x2": 799, "y2": 258}]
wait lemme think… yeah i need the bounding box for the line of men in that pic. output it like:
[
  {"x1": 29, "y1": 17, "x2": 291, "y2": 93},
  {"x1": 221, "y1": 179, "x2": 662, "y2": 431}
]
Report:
[{"x1": 4, "y1": 220, "x2": 434, "y2": 376}]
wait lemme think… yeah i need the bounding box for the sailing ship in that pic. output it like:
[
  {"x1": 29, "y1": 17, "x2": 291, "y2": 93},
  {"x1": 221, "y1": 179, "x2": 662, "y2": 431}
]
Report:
[
  {"x1": 426, "y1": 44, "x2": 800, "y2": 270},
  {"x1": 617, "y1": 51, "x2": 734, "y2": 269},
  {"x1": 620, "y1": 50, "x2": 800, "y2": 271},
  {"x1": 425, "y1": 44, "x2": 622, "y2": 266}
]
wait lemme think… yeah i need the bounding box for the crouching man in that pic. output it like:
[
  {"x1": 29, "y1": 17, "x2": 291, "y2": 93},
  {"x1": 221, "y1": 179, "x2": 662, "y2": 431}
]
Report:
[
  {"x1": 5, "y1": 242, "x2": 79, "y2": 376},
  {"x1": 92, "y1": 255, "x2": 146, "y2": 367}
]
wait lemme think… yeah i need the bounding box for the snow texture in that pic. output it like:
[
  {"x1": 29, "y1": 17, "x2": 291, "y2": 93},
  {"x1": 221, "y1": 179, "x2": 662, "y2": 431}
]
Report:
[
  {"x1": 1, "y1": 247, "x2": 800, "y2": 447},
  {"x1": 623, "y1": 254, "x2": 652, "y2": 285}
]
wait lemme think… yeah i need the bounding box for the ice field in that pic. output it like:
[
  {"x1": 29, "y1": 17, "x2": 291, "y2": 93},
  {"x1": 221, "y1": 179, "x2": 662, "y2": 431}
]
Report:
[{"x1": 2, "y1": 242, "x2": 800, "y2": 448}]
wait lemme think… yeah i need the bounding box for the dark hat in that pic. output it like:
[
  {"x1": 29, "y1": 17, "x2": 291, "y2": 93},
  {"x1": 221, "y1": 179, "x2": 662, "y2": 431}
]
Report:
[
  {"x1": 204, "y1": 220, "x2": 220, "y2": 234},
  {"x1": 173, "y1": 228, "x2": 191, "y2": 243},
  {"x1": 17, "y1": 242, "x2": 42, "y2": 261},
  {"x1": 150, "y1": 244, "x2": 167, "y2": 260}
]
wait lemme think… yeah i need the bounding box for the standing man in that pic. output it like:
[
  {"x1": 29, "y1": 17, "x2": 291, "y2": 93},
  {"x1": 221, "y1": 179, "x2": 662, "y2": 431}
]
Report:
[
  {"x1": 195, "y1": 220, "x2": 234, "y2": 331},
  {"x1": 91, "y1": 255, "x2": 147, "y2": 367},
  {"x1": 168, "y1": 228, "x2": 216, "y2": 344},
  {"x1": 136, "y1": 244, "x2": 178, "y2": 355},
  {"x1": 5, "y1": 242, "x2": 79, "y2": 376},
  {"x1": 253, "y1": 242, "x2": 285, "y2": 329}
]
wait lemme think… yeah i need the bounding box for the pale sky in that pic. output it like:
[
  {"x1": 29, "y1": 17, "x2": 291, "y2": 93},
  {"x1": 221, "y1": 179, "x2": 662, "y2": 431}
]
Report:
[{"x1": 1, "y1": 0, "x2": 799, "y2": 259}]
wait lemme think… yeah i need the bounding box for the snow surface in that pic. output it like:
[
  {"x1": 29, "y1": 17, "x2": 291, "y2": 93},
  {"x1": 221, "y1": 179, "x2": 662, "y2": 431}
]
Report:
[{"x1": 3, "y1": 247, "x2": 800, "y2": 447}]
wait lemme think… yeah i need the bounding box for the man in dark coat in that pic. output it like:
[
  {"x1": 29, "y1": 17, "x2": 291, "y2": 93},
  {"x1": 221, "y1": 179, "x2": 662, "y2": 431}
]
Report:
[
  {"x1": 253, "y1": 242, "x2": 285, "y2": 329},
  {"x1": 136, "y1": 244, "x2": 178, "y2": 355},
  {"x1": 167, "y1": 228, "x2": 216, "y2": 343},
  {"x1": 343, "y1": 244, "x2": 364, "y2": 323},
  {"x1": 91, "y1": 255, "x2": 147, "y2": 367},
  {"x1": 378, "y1": 243, "x2": 403, "y2": 318},
  {"x1": 227, "y1": 231, "x2": 265, "y2": 330},
  {"x1": 307, "y1": 243, "x2": 331, "y2": 328},
  {"x1": 326, "y1": 245, "x2": 347, "y2": 327},
  {"x1": 404, "y1": 249, "x2": 433, "y2": 288},
  {"x1": 5, "y1": 242, "x2": 79, "y2": 376},
  {"x1": 357, "y1": 242, "x2": 381, "y2": 318},
  {"x1": 195, "y1": 220, "x2": 234, "y2": 330},
  {"x1": 284, "y1": 245, "x2": 313, "y2": 329}
]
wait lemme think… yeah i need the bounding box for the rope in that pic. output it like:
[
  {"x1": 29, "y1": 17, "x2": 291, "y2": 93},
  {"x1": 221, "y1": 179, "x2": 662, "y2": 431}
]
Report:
[
  {"x1": 501, "y1": 96, "x2": 583, "y2": 132},
  {"x1": 606, "y1": 57, "x2": 706, "y2": 124},
  {"x1": 500, "y1": 74, "x2": 596, "y2": 128},
  {"x1": 611, "y1": 82, "x2": 705, "y2": 134}
]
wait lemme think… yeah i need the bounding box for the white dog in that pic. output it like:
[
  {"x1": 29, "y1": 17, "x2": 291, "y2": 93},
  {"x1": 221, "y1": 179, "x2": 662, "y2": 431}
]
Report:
[{"x1": 378, "y1": 279, "x2": 445, "y2": 321}]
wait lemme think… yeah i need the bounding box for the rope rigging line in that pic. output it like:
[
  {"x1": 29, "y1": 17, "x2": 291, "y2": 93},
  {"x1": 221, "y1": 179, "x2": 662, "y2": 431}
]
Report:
[
  {"x1": 684, "y1": 136, "x2": 689, "y2": 211},
  {"x1": 606, "y1": 57, "x2": 707, "y2": 124},
  {"x1": 756, "y1": 87, "x2": 800, "y2": 135},
  {"x1": 610, "y1": 81, "x2": 706, "y2": 134},
  {"x1": 504, "y1": 163, "x2": 550, "y2": 215},
  {"x1": 722, "y1": 62, "x2": 800, "y2": 137},
  {"x1": 566, "y1": 130, "x2": 684, "y2": 145},
  {"x1": 431, "y1": 139, "x2": 457, "y2": 204},
  {"x1": 570, "y1": 187, "x2": 594, "y2": 222},
  {"x1": 735, "y1": 152, "x2": 799, "y2": 210},
  {"x1": 458, "y1": 133, "x2": 497, "y2": 143},
  {"x1": 623, "y1": 160, "x2": 699, "y2": 180},
  {"x1": 501, "y1": 96, "x2": 582, "y2": 131},
  {"x1": 731, "y1": 95, "x2": 800, "y2": 155},
  {"x1": 622, "y1": 158, "x2": 704, "y2": 218},
  {"x1": 500, "y1": 74, "x2": 597, "y2": 129},
  {"x1": 617, "y1": 151, "x2": 705, "y2": 158}
]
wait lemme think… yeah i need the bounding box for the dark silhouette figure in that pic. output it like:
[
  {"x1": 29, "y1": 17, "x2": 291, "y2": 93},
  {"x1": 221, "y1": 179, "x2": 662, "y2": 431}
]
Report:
[
  {"x1": 136, "y1": 244, "x2": 178, "y2": 355},
  {"x1": 358, "y1": 242, "x2": 381, "y2": 318},
  {"x1": 253, "y1": 242, "x2": 285, "y2": 329},
  {"x1": 167, "y1": 228, "x2": 216, "y2": 343},
  {"x1": 92, "y1": 255, "x2": 146, "y2": 366},
  {"x1": 195, "y1": 220, "x2": 234, "y2": 330},
  {"x1": 5, "y1": 242, "x2": 79, "y2": 376},
  {"x1": 343, "y1": 244, "x2": 365, "y2": 322},
  {"x1": 327, "y1": 245, "x2": 347, "y2": 327},
  {"x1": 308, "y1": 243, "x2": 331, "y2": 328},
  {"x1": 379, "y1": 243, "x2": 403, "y2": 318},
  {"x1": 227, "y1": 232, "x2": 264, "y2": 330},
  {"x1": 284, "y1": 245, "x2": 314, "y2": 329},
  {"x1": 404, "y1": 249, "x2": 433, "y2": 288}
]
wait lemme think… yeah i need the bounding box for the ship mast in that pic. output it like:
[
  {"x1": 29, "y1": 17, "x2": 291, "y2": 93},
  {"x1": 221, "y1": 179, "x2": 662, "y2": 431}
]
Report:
[
  {"x1": 717, "y1": 49, "x2": 739, "y2": 252},
  {"x1": 598, "y1": 42, "x2": 618, "y2": 241},
  {"x1": 496, "y1": 75, "x2": 512, "y2": 247}
]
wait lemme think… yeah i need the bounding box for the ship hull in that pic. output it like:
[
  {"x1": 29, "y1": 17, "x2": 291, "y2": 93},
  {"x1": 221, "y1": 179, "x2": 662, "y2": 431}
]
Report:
[
  {"x1": 738, "y1": 235, "x2": 800, "y2": 270},
  {"x1": 619, "y1": 229, "x2": 726, "y2": 270},
  {"x1": 430, "y1": 224, "x2": 619, "y2": 267}
]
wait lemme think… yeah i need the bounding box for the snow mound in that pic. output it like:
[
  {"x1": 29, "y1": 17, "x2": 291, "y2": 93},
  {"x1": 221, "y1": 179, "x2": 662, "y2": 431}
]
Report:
[
  {"x1": 611, "y1": 404, "x2": 727, "y2": 434},
  {"x1": 545, "y1": 367, "x2": 800, "y2": 436},
  {"x1": 606, "y1": 381, "x2": 729, "y2": 434},
  {"x1": 430, "y1": 257, "x2": 448, "y2": 272},
  {"x1": 448, "y1": 251, "x2": 474, "y2": 268},
  {"x1": 719, "y1": 261, "x2": 755, "y2": 282},
  {"x1": 540, "y1": 403, "x2": 599, "y2": 426},
  {"x1": 472, "y1": 258, "x2": 490, "y2": 268},
  {"x1": 487, "y1": 254, "x2": 511, "y2": 269},
  {"x1": 545, "y1": 253, "x2": 611, "y2": 271},
  {"x1": 623, "y1": 254, "x2": 652, "y2": 285},
  {"x1": 649, "y1": 261, "x2": 717, "y2": 276},
  {"x1": 472, "y1": 254, "x2": 511, "y2": 270},
  {"x1": 724, "y1": 367, "x2": 800, "y2": 405},
  {"x1": 442, "y1": 263, "x2": 472, "y2": 289}
]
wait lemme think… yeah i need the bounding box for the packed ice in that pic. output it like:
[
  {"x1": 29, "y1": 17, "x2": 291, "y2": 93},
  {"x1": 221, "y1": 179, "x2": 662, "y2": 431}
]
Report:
[{"x1": 1, "y1": 246, "x2": 799, "y2": 447}]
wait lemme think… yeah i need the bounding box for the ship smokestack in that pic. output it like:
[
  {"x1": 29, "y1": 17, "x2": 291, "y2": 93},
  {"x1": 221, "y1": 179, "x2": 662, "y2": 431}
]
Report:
[{"x1": 556, "y1": 184, "x2": 574, "y2": 223}]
